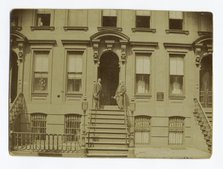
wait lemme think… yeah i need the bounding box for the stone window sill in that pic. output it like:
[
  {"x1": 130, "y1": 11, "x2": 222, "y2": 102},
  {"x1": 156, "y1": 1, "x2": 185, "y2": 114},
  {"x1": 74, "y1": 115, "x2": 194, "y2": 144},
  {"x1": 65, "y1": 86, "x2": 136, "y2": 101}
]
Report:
[
  {"x1": 31, "y1": 26, "x2": 55, "y2": 31},
  {"x1": 166, "y1": 29, "x2": 189, "y2": 35},
  {"x1": 169, "y1": 95, "x2": 185, "y2": 100},
  {"x1": 63, "y1": 26, "x2": 88, "y2": 31},
  {"x1": 132, "y1": 28, "x2": 156, "y2": 33},
  {"x1": 135, "y1": 94, "x2": 152, "y2": 99}
]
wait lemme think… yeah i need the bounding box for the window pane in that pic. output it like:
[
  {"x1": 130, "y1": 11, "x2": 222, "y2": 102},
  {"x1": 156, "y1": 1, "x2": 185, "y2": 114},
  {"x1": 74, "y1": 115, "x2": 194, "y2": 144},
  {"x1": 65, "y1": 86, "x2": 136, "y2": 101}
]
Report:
[
  {"x1": 102, "y1": 16, "x2": 117, "y2": 27},
  {"x1": 67, "y1": 78, "x2": 82, "y2": 92},
  {"x1": 169, "y1": 19, "x2": 183, "y2": 30},
  {"x1": 136, "y1": 16, "x2": 150, "y2": 28},
  {"x1": 36, "y1": 14, "x2": 51, "y2": 26},
  {"x1": 170, "y1": 75, "x2": 183, "y2": 95},
  {"x1": 33, "y1": 73, "x2": 48, "y2": 92},
  {"x1": 136, "y1": 74, "x2": 149, "y2": 94}
]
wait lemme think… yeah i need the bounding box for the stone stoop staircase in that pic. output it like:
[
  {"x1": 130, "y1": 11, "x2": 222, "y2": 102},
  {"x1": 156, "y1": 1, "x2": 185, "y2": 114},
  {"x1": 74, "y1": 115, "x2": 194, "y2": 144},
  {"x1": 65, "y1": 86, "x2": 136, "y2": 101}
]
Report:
[
  {"x1": 194, "y1": 98, "x2": 212, "y2": 153},
  {"x1": 87, "y1": 106, "x2": 129, "y2": 157}
]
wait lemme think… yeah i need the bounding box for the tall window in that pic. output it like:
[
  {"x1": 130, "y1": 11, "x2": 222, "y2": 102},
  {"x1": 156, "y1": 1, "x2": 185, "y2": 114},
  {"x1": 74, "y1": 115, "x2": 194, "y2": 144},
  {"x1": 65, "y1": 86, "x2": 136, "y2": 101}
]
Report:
[
  {"x1": 31, "y1": 113, "x2": 47, "y2": 140},
  {"x1": 169, "y1": 55, "x2": 184, "y2": 95},
  {"x1": 169, "y1": 11, "x2": 183, "y2": 30},
  {"x1": 135, "y1": 53, "x2": 150, "y2": 94},
  {"x1": 36, "y1": 9, "x2": 52, "y2": 27},
  {"x1": 33, "y1": 51, "x2": 49, "y2": 93},
  {"x1": 168, "y1": 116, "x2": 185, "y2": 145},
  {"x1": 136, "y1": 10, "x2": 151, "y2": 28},
  {"x1": 102, "y1": 9, "x2": 117, "y2": 27},
  {"x1": 135, "y1": 116, "x2": 151, "y2": 144},
  {"x1": 67, "y1": 51, "x2": 83, "y2": 93},
  {"x1": 64, "y1": 114, "x2": 81, "y2": 141}
]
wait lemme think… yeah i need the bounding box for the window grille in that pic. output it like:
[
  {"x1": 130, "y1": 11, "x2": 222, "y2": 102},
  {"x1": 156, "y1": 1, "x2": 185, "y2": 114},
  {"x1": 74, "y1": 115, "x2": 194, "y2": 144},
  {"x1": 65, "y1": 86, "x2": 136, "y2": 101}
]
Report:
[
  {"x1": 31, "y1": 113, "x2": 47, "y2": 140},
  {"x1": 135, "y1": 115, "x2": 151, "y2": 144},
  {"x1": 168, "y1": 116, "x2": 185, "y2": 145},
  {"x1": 64, "y1": 114, "x2": 81, "y2": 142}
]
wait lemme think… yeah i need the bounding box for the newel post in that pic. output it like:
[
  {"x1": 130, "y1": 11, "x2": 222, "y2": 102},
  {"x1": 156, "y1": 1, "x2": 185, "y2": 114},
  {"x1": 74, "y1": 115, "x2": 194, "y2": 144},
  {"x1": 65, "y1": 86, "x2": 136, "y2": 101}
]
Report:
[{"x1": 128, "y1": 98, "x2": 136, "y2": 157}]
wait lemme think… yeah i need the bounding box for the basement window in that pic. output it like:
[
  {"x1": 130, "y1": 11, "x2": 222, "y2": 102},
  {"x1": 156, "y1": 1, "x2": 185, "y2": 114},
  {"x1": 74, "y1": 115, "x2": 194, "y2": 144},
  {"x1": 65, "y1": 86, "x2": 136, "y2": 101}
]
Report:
[
  {"x1": 64, "y1": 114, "x2": 81, "y2": 142},
  {"x1": 168, "y1": 116, "x2": 185, "y2": 145},
  {"x1": 135, "y1": 115, "x2": 151, "y2": 144}
]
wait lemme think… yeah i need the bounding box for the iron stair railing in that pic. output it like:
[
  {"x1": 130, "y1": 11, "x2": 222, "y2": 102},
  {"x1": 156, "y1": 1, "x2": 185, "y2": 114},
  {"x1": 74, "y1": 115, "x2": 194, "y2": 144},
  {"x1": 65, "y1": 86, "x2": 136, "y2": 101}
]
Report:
[{"x1": 194, "y1": 98, "x2": 212, "y2": 153}]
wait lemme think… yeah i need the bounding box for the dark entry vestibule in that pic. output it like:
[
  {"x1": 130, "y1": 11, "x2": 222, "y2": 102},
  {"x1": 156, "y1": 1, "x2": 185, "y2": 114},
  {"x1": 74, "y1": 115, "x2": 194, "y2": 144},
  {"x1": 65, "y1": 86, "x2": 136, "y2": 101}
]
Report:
[{"x1": 98, "y1": 51, "x2": 120, "y2": 105}]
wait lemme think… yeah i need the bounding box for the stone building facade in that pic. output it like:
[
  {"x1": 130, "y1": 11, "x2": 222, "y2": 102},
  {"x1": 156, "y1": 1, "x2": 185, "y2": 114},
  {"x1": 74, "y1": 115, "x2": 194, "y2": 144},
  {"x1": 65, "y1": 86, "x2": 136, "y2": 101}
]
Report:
[{"x1": 9, "y1": 9, "x2": 212, "y2": 158}]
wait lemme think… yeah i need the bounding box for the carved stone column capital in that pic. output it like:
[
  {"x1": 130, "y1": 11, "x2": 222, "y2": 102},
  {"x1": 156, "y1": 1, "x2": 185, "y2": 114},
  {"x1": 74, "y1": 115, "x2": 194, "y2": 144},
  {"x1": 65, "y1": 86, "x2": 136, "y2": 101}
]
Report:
[
  {"x1": 121, "y1": 44, "x2": 127, "y2": 63},
  {"x1": 92, "y1": 42, "x2": 99, "y2": 63}
]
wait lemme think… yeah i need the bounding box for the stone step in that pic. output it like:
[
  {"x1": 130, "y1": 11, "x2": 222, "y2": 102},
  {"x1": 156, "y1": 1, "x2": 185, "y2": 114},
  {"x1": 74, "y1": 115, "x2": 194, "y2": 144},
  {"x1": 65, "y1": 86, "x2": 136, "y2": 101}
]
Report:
[
  {"x1": 87, "y1": 147, "x2": 128, "y2": 152},
  {"x1": 90, "y1": 115, "x2": 125, "y2": 120},
  {"x1": 88, "y1": 130, "x2": 127, "y2": 134},
  {"x1": 88, "y1": 132, "x2": 128, "y2": 138},
  {"x1": 88, "y1": 123, "x2": 126, "y2": 128},
  {"x1": 90, "y1": 112, "x2": 125, "y2": 117},
  {"x1": 87, "y1": 142, "x2": 128, "y2": 148},
  {"x1": 88, "y1": 125, "x2": 127, "y2": 130},
  {"x1": 89, "y1": 118, "x2": 125, "y2": 124},
  {"x1": 88, "y1": 137, "x2": 128, "y2": 143},
  {"x1": 90, "y1": 121, "x2": 125, "y2": 125},
  {"x1": 87, "y1": 153, "x2": 128, "y2": 158},
  {"x1": 88, "y1": 134, "x2": 128, "y2": 139}
]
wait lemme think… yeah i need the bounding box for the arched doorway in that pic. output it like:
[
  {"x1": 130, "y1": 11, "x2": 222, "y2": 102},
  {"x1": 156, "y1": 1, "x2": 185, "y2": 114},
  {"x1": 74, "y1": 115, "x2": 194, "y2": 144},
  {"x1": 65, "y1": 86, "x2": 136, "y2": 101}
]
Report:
[
  {"x1": 200, "y1": 55, "x2": 212, "y2": 107},
  {"x1": 98, "y1": 51, "x2": 119, "y2": 105},
  {"x1": 10, "y1": 51, "x2": 18, "y2": 103}
]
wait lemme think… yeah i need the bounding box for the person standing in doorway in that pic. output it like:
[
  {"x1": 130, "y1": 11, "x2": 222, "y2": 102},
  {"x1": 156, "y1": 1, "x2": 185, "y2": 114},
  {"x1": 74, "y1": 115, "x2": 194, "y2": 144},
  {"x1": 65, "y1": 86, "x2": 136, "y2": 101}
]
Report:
[
  {"x1": 93, "y1": 78, "x2": 102, "y2": 109},
  {"x1": 113, "y1": 81, "x2": 127, "y2": 110}
]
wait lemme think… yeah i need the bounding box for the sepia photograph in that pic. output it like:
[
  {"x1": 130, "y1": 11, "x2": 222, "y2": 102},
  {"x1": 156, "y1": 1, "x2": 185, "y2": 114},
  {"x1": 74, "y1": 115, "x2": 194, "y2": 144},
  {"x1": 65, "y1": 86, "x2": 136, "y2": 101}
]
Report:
[{"x1": 9, "y1": 9, "x2": 213, "y2": 158}]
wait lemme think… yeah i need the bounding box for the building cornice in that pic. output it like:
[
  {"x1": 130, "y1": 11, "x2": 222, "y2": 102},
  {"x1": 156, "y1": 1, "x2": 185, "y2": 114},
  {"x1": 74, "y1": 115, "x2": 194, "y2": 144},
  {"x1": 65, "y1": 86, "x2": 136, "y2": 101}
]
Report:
[
  {"x1": 61, "y1": 40, "x2": 90, "y2": 46},
  {"x1": 130, "y1": 41, "x2": 158, "y2": 48},
  {"x1": 163, "y1": 43, "x2": 192, "y2": 50},
  {"x1": 28, "y1": 40, "x2": 57, "y2": 46}
]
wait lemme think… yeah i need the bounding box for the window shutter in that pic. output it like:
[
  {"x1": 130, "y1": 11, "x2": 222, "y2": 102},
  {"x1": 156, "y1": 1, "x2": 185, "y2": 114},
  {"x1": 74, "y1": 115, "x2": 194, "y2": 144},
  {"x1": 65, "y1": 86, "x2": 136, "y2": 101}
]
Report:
[
  {"x1": 34, "y1": 52, "x2": 48, "y2": 72},
  {"x1": 169, "y1": 11, "x2": 183, "y2": 19},
  {"x1": 170, "y1": 56, "x2": 183, "y2": 75},
  {"x1": 67, "y1": 52, "x2": 82, "y2": 73},
  {"x1": 103, "y1": 9, "x2": 117, "y2": 16},
  {"x1": 136, "y1": 55, "x2": 150, "y2": 74},
  {"x1": 136, "y1": 10, "x2": 151, "y2": 16}
]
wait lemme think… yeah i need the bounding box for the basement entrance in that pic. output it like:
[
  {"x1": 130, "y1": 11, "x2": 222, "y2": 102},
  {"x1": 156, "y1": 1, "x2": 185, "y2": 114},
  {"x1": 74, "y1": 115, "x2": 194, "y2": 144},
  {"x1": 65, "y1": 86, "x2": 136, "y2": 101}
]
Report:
[{"x1": 98, "y1": 51, "x2": 119, "y2": 105}]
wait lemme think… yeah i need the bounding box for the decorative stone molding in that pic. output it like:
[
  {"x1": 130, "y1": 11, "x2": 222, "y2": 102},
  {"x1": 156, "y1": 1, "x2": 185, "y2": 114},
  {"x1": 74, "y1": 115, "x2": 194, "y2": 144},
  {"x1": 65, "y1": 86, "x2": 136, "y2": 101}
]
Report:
[
  {"x1": 121, "y1": 43, "x2": 127, "y2": 63},
  {"x1": 92, "y1": 42, "x2": 99, "y2": 63},
  {"x1": 10, "y1": 31, "x2": 28, "y2": 63},
  {"x1": 192, "y1": 36, "x2": 213, "y2": 67},
  {"x1": 90, "y1": 30, "x2": 130, "y2": 64}
]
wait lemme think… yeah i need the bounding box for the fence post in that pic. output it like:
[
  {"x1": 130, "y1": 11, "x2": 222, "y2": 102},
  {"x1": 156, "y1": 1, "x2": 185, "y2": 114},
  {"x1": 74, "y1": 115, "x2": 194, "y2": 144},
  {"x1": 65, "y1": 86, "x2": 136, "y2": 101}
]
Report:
[{"x1": 81, "y1": 96, "x2": 88, "y2": 157}]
